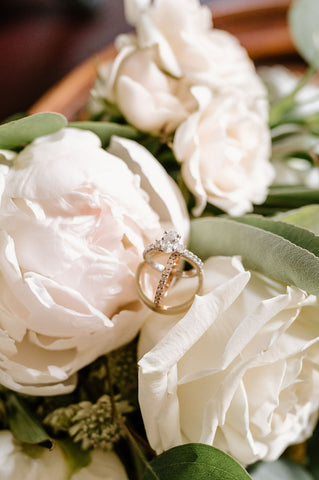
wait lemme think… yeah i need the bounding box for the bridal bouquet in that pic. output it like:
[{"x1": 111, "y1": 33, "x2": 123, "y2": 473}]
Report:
[{"x1": 0, "y1": 0, "x2": 319, "y2": 478}]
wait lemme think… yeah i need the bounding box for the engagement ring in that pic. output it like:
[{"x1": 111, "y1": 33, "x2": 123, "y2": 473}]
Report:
[{"x1": 136, "y1": 231, "x2": 204, "y2": 315}]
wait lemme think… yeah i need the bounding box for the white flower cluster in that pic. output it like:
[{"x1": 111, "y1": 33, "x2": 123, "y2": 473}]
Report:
[
  {"x1": 94, "y1": 0, "x2": 274, "y2": 215},
  {"x1": 0, "y1": 430, "x2": 129, "y2": 480}
]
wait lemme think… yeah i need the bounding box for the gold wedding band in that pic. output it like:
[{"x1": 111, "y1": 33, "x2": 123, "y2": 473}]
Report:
[{"x1": 136, "y1": 231, "x2": 204, "y2": 315}]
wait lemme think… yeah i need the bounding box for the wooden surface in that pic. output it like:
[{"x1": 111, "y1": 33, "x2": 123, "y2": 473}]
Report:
[{"x1": 2, "y1": 0, "x2": 298, "y2": 121}]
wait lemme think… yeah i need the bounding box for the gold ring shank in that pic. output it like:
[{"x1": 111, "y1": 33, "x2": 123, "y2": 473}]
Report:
[
  {"x1": 136, "y1": 254, "x2": 204, "y2": 315},
  {"x1": 144, "y1": 248, "x2": 201, "y2": 278}
]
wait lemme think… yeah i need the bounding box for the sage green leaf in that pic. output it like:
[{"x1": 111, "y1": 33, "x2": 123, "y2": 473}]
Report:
[
  {"x1": 0, "y1": 113, "x2": 67, "y2": 149},
  {"x1": 7, "y1": 393, "x2": 52, "y2": 447},
  {"x1": 142, "y1": 444, "x2": 252, "y2": 480},
  {"x1": 68, "y1": 121, "x2": 139, "y2": 147},
  {"x1": 189, "y1": 216, "x2": 319, "y2": 295},
  {"x1": 250, "y1": 459, "x2": 313, "y2": 480},
  {"x1": 230, "y1": 214, "x2": 319, "y2": 256},
  {"x1": 265, "y1": 186, "x2": 319, "y2": 208},
  {"x1": 289, "y1": 0, "x2": 319, "y2": 70},
  {"x1": 278, "y1": 205, "x2": 319, "y2": 234}
]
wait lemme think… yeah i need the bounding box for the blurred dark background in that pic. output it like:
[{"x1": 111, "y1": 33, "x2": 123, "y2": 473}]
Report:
[{"x1": 0, "y1": 0, "x2": 293, "y2": 122}]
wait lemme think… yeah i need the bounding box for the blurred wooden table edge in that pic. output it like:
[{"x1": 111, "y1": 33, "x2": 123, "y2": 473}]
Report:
[{"x1": 29, "y1": 0, "x2": 295, "y2": 120}]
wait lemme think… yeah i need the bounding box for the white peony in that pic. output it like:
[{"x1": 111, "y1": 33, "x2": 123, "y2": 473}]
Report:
[
  {"x1": 0, "y1": 128, "x2": 188, "y2": 395},
  {"x1": 138, "y1": 256, "x2": 319, "y2": 466},
  {"x1": 174, "y1": 87, "x2": 273, "y2": 215},
  {"x1": 0, "y1": 430, "x2": 128, "y2": 480}
]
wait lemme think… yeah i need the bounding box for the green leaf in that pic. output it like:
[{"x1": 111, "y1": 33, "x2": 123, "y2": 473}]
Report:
[
  {"x1": 189, "y1": 216, "x2": 319, "y2": 296},
  {"x1": 68, "y1": 121, "x2": 139, "y2": 147},
  {"x1": 264, "y1": 185, "x2": 319, "y2": 209},
  {"x1": 58, "y1": 440, "x2": 91, "y2": 478},
  {"x1": 250, "y1": 459, "x2": 313, "y2": 479},
  {"x1": 230, "y1": 214, "x2": 319, "y2": 256},
  {"x1": 278, "y1": 205, "x2": 319, "y2": 234},
  {"x1": 7, "y1": 393, "x2": 52, "y2": 447},
  {"x1": 289, "y1": 0, "x2": 319, "y2": 70},
  {"x1": 142, "y1": 444, "x2": 251, "y2": 480},
  {"x1": 0, "y1": 112, "x2": 67, "y2": 150},
  {"x1": 308, "y1": 422, "x2": 319, "y2": 479}
]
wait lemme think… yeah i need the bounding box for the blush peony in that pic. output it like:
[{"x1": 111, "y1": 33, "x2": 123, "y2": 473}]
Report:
[{"x1": 0, "y1": 128, "x2": 188, "y2": 395}]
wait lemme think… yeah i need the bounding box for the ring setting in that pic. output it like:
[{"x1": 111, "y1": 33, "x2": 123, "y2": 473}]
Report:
[{"x1": 136, "y1": 231, "x2": 204, "y2": 315}]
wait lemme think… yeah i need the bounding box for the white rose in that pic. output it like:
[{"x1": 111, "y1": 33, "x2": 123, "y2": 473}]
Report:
[
  {"x1": 138, "y1": 256, "x2": 319, "y2": 466},
  {"x1": 94, "y1": 0, "x2": 267, "y2": 135},
  {"x1": 0, "y1": 128, "x2": 189, "y2": 395},
  {"x1": 124, "y1": 0, "x2": 266, "y2": 97},
  {"x1": 103, "y1": 47, "x2": 197, "y2": 134},
  {"x1": 174, "y1": 87, "x2": 273, "y2": 215},
  {"x1": 0, "y1": 430, "x2": 128, "y2": 480}
]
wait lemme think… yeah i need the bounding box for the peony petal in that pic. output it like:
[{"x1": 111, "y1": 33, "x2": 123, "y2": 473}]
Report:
[{"x1": 108, "y1": 137, "x2": 189, "y2": 238}]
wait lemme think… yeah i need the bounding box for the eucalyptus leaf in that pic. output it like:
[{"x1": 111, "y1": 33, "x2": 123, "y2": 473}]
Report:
[
  {"x1": 231, "y1": 214, "x2": 319, "y2": 256},
  {"x1": 68, "y1": 121, "x2": 139, "y2": 147},
  {"x1": 265, "y1": 185, "x2": 319, "y2": 208},
  {"x1": 0, "y1": 113, "x2": 67, "y2": 150},
  {"x1": 289, "y1": 0, "x2": 319, "y2": 70},
  {"x1": 142, "y1": 444, "x2": 252, "y2": 480},
  {"x1": 250, "y1": 459, "x2": 313, "y2": 480},
  {"x1": 189, "y1": 216, "x2": 319, "y2": 296},
  {"x1": 7, "y1": 393, "x2": 52, "y2": 447},
  {"x1": 278, "y1": 205, "x2": 319, "y2": 234}
]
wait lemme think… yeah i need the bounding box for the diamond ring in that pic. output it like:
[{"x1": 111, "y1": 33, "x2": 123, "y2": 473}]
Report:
[
  {"x1": 136, "y1": 231, "x2": 204, "y2": 315},
  {"x1": 143, "y1": 230, "x2": 203, "y2": 278}
]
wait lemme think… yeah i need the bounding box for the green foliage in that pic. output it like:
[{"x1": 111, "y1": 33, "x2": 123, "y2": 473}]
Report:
[
  {"x1": 289, "y1": 0, "x2": 319, "y2": 70},
  {"x1": 190, "y1": 216, "x2": 319, "y2": 296},
  {"x1": 0, "y1": 113, "x2": 67, "y2": 149},
  {"x1": 262, "y1": 186, "x2": 319, "y2": 211},
  {"x1": 278, "y1": 204, "x2": 319, "y2": 234},
  {"x1": 58, "y1": 440, "x2": 91, "y2": 477},
  {"x1": 142, "y1": 444, "x2": 252, "y2": 480},
  {"x1": 68, "y1": 121, "x2": 139, "y2": 147},
  {"x1": 308, "y1": 422, "x2": 319, "y2": 478},
  {"x1": 107, "y1": 341, "x2": 138, "y2": 406},
  {"x1": 6, "y1": 392, "x2": 52, "y2": 447},
  {"x1": 44, "y1": 394, "x2": 132, "y2": 451}
]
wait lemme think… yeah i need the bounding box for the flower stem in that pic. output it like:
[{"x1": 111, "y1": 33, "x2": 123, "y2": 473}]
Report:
[
  {"x1": 105, "y1": 356, "x2": 160, "y2": 480},
  {"x1": 120, "y1": 420, "x2": 161, "y2": 480},
  {"x1": 269, "y1": 66, "x2": 316, "y2": 127}
]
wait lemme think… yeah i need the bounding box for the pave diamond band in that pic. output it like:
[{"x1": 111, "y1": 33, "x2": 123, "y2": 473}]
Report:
[
  {"x1": 154, "y1": 252, "x2": 180, "y2": 308},
  {"x1": 136, "y1": 231, "x2": 204, "y2": 315},
  {"x1": 144, "y1": 231, "x2": 203, "y2": 278}
]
